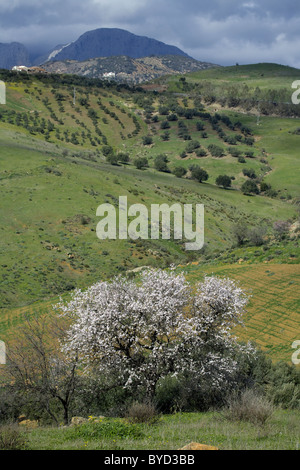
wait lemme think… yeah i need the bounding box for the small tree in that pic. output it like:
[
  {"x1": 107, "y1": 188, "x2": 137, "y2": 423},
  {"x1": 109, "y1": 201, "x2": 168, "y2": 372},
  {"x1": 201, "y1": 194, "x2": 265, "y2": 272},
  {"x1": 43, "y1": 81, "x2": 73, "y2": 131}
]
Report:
[
  {"x1": 173, "y1": 166, "x2": 187, "y2": 178},
  {"x1": 134, "y1": 157, "x2": 149, "y2": 170},
  {"x1": 216, "y1": 175, "x2": 232, "y2": 189},
  {"x1": 189, "y1": 165, "x2": 208, "y2": 183},
  {"x1": 106, "y1": 153, "x2": 119, "y2": 165},
  {"x1": 233, "y1": 222, "x2": 248, "y2": 246},
  {"x1": 242, "y1": 168, "x2": 257, "y2": 179},
  {"x1": 142, "y1": 136, "x2": 153, "y2": 146},
  {"x1": 118, "y1": 152, "x2": 130, "y2": 164},
  {"x1": 208, "y1": 144, "x2": 225, "y2": 157},
  {"x1": 241, "y1": 180, "x2": 259, "y2": 195},
  {"x1": 4, "y1": 313, "x2": 79, "y2": 425},
  {"x1": 154, "y1": 154, "x2": 170, "y2": 173}
]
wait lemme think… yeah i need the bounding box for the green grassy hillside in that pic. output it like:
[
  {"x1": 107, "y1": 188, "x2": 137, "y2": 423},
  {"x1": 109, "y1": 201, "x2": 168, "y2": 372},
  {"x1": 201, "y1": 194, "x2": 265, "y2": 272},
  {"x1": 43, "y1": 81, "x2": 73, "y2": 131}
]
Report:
[{"x1": 0, "y1": 65, "x2": 299, "y2": 362}]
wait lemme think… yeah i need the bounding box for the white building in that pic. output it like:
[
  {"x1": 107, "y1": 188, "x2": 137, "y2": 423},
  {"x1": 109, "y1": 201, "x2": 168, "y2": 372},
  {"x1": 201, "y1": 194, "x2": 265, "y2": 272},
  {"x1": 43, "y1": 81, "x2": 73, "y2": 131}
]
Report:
[{"x1": 12, "y1": 65, "x2": 29, "y2": 72}]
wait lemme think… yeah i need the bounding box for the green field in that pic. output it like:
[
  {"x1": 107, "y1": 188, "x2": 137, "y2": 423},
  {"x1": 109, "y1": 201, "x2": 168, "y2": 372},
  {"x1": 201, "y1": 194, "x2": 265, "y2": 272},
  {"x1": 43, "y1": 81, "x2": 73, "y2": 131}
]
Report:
[
  {"x1": 0, "y1": 64, "x2": 299, "y2": 360},
  {"x1": 15, "y1": 409, "x2": 300, "y2": 450}
]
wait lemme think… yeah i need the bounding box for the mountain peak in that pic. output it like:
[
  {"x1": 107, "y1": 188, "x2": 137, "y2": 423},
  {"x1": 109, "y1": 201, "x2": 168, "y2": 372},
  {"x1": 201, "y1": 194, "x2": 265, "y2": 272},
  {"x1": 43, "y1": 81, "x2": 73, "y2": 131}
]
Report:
[
  {"x1": 0, "y1": 42, "x2": 30, "y2": 69},
  {"x1": 45, "y1": 27, "x2": 191, "y2": 63}
]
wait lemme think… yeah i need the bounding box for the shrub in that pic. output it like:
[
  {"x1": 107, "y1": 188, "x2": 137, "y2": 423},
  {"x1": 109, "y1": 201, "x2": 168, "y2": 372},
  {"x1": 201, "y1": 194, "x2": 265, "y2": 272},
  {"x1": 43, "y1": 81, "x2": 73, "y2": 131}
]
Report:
[
  {"x1": 225, "y1": 389, "x2": 274, "y2": 426},
  {"x1": 216, "y1": 175, "x2": 232, "y2": 189},
  {"x1": 247, "y1": 226, "x2": 267, "y2": 246},
  {"x1": 134, "y1": 157, "x2": 148, "y2": 170},
  {"x1": 195, "y1": 149, "x2": 207, "y2": 157},
  {"x1": 66, "y1": 418, "x2": 144, "y2": 440},
  {"x1": 106, "y1": 154, "x2": 118, "y2": 165},
  {"x1": 241, "y1": 180, "x2": 259, "y2": 195},
  {"x1": 189, "y1": 165, "x2": 208, "y2": 183},
  {"x1": 173, "y1": 166, "x2": 187, "y2": 178},
  {"x1": 208, "y1": 144, "x2": 225, "y2": 157},
  {"x1": 142, "y1": 136, "x2": 153, "y2": 146},
  {"x1": 185, "y1": 140, "x2": 200, "y2": 153},
  {"x1": 125, "y1": 402, "x2": 159, "y2": 425},
  {"x1": 0, "y1": 425, "x2": 28, "y2": 450},
  {"x1": 117, "y1": 152, "x2": 130, "y2": 164},
  {"x1": 242, "y1": 168, "x2": 256, "y2": 179},
  {"x1": 154, "y1": 154, "x2": 170, "y2": 173}
]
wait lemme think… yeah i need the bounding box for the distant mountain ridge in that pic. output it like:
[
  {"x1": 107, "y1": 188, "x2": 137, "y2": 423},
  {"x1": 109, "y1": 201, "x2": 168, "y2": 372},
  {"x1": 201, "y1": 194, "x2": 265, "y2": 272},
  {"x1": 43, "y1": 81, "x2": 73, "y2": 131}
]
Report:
[
  {"x1": 42, "y1": 55, "x2": 219, "y2": 84},
  {"x1": 0, "y1": 42, "x2": 30, "y2": 69},
  {"x1": 42, "y1": 28, "x2": 191, "y2": 63},
  {"x1": 0, "y1": 27, "x2": 217, "y2": 78}
]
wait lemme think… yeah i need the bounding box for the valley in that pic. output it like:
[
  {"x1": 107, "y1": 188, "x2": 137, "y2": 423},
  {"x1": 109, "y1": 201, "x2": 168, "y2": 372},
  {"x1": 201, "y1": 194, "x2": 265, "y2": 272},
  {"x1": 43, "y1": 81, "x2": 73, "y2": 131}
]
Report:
[{"x1": 0, "y1": 63, "x2": 299, "y2": 363}]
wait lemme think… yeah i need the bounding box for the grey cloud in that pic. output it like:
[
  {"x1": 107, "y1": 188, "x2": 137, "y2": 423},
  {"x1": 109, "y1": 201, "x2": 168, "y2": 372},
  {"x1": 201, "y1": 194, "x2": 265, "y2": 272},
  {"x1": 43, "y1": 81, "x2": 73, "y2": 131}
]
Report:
[{"x1": 0, "y1": 0, "x2": 299, "y2": 67}]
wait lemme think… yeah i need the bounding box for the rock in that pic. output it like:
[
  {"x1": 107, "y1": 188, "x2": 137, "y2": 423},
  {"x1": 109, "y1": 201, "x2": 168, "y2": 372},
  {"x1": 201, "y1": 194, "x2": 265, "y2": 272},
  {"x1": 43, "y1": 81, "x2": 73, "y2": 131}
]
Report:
[
  {"x1": 178, "y1": 442, "x2": 218, "y2": 450},
  {"x1": 19, "y1": 419, "x2": 39, "y2": 429},
  {"x1": 70, "y1": 416, "x2": 88, "y2": 426},
  {"x1": 18, "y1": 414, "x2": 26, "y2": 423}
]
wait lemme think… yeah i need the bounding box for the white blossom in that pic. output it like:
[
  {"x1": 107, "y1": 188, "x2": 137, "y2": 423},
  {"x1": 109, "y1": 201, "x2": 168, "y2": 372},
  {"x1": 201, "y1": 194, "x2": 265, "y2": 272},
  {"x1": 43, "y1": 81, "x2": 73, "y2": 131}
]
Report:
[{"x1": 56, "y1": 268, "x2": 255, "y2": 397}]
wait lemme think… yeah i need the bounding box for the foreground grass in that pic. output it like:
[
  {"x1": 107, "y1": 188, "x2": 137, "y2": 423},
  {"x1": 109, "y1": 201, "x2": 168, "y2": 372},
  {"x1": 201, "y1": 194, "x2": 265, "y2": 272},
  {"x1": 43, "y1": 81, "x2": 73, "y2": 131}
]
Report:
[{"x1": 24, "y1": 410, "x2": 300, "y2": 450}]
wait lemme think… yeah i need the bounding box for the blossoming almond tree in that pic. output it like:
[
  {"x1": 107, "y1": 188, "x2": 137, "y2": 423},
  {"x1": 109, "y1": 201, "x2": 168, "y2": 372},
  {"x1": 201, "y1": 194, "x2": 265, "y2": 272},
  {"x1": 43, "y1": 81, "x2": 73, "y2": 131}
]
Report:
[{"x1": 56, "y1": 268, "x2": 254, "y2": 399}]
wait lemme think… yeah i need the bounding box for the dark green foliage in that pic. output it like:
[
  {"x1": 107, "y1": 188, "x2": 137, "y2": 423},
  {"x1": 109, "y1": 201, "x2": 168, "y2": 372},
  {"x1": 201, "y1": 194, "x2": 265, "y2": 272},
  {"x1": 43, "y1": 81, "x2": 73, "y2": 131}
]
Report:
[
  {"x1": 154, "y1": 154, "x2": 170, "y2": 173},
  {"x1": 185, "y1": 140, "x2": 201, "y2": 153},
  {"x1": 117, "y1": 152, "x2": 130, "y2": 164},
  {"x1": 172, "y1": 166, "x2": 187, "y2": 178},
  {"x1": 243, "y1": 168, "x2": 257, "y2": 179},
  {"x1": 216, "y1": 175, "x2": 232, "y2": 189},
  {"x1": 106, "y1": 154, "x2": 119, "y2": 165},
  {"x1": 207, "y1": 144, "x2": 225, "y2": 157},
  {"x1": 134, "y1": 157, "x2": 149, "y2": 170},
  {"x1": 241, "y1": 180, "x2": 260, "y2": 194},
  {"x1": 189, "y1": 165, "x2": 209, "y2": 183},
  {"x1": 142, "y1": 136, "x2": 153, "y2": 145}
]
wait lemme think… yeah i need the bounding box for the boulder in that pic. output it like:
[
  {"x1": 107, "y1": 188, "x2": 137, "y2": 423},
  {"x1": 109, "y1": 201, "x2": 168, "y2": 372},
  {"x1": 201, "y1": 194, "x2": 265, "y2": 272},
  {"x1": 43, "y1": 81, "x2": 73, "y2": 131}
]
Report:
[
  {"x1": 178, "y1": 442, "x2": 218, "y2": 450},
  {"x1": 18, "y1": 419, "x2": 39, "y2": 429},
  {"x1": 70, "y1": 416, "x2": 88, "y2": 426}
]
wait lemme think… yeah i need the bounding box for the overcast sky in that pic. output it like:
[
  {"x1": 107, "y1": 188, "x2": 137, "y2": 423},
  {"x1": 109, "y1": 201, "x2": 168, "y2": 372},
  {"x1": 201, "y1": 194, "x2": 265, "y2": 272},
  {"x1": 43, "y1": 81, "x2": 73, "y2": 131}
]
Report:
[{"x1": 0, "y1": 0, "x2": 299, "y2": 67}]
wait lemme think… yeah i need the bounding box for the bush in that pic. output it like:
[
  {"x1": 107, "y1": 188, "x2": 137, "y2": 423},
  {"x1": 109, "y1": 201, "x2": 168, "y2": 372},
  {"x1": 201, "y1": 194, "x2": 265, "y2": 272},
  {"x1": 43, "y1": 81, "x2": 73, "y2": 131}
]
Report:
[
  {"x1": 241, "y1": 180, "x2": 259, "y2": 195},
  {"x1": 216, "y1": 175, "x2": 232, "y2": 189},
  {"x1": 142, "y1": 136, "x2": 153, "y2": 146},
  {"x1": 134, "y1": 157, "x2": 148, "y2": 170},
  {"x1": 0, "y1": 424, "x2": 28, "y2": 450},
  {"x1": 243, "y1": 168, "x2": 256, "y2": 179},
  {"x1": 125, "y1": 402, "x2": 159, "y2": 425},
  {"x1": 173, "y1": 166, "x2": 187, "y2": 178},
  {"x1": 154, "y1": 154, "x2": 170, "y2": 173},
  {"x1": 189, "y1": 165, "x2": 208, "y2": 183},
  {"x1": 66, "y1": 417, "x2": 144, "y2": 440},
  {"x1": 207, "y1": 144, "x2": 225, "y2": 157},
  {"x1": 106, "y1": 154, "x2": 118, "y2": 165},
  {"x1": 225, "y1": 389, "x2": 274, "y2": 426}
]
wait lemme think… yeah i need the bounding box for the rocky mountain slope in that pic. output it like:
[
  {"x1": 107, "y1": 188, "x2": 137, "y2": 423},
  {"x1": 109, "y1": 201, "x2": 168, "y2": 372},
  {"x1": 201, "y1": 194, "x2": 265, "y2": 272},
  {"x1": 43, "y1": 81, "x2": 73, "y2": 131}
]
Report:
[{"x1": 42, "y1": 54, "x2": 218, "y2": 84}]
